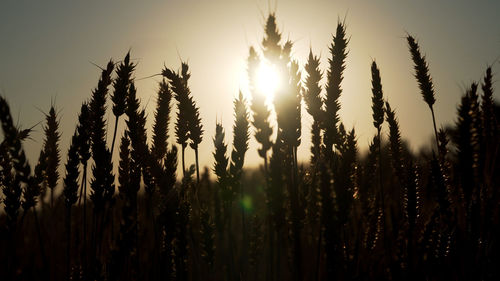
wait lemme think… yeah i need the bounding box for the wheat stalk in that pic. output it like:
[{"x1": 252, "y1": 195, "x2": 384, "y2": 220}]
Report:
[
  {"x1": 229, "y1": 91, "x2": 250, "y2": 187},
  {"x1": 370, "y1": 60, "x2": 387, "y2": 256},
  {"x1": 43, "y1": 105, "x2": 61, "y2": 207},
  {"x1": 63, "y1": 130, "x2": 80, "y2": 279},
  {"x1": 262, "y1": 13, "x2": 282, "y2": 63},
  {"x1": 110, "y1": 52, "x2": 135, "y2": 155},
  {"x1": 304, "y1": 50, "x2": 324, "y2": 165},
  {"x1": 151, "y1": 79, "x2": 173, "y2": 163},
  {"x1": 480, "y1": 67, "x2": 497, "y2": 145},
  {"x1": 0, "y1": 95, "x2": 34, "y2": 278},
  {"x1": 324, "y1": 20, "x2": 349, "y2": 159},
  {"x1": 407, "y1": 35, "x2": 440, "y2": 153},
  {"x1": 87, "y1": 60, "x2": 114, "y2": 278},
  {"x1": 162, "y1": 63, "x2": 203, "y2": 181}
]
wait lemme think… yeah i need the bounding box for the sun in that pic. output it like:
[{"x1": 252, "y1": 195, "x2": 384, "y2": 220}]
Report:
[{"x1": 256, "y1": 60, "x2": 281, "y2": 102}]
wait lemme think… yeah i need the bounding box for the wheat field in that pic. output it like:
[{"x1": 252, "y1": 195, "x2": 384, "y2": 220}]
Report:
[{"x1": 1, "y1": 13, "x2": 499, "y2": 281}]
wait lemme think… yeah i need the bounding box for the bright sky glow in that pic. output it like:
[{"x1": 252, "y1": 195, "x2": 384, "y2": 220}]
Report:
[
  {"x1": 256, "y1": 60, "x2": 281, "y2": 103},
  {"x1": 1, "y1": 0, "x2": 499, "y2": 173}
]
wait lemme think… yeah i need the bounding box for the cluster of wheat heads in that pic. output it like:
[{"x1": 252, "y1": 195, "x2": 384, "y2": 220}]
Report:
[{"x1": 1, "y1": 13, "x2": 500, "y2": 281}]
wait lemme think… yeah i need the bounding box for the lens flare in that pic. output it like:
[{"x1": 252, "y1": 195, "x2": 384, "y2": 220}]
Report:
[{"x1": 240, "y1": 195, "x2": 253, "y2": 213}]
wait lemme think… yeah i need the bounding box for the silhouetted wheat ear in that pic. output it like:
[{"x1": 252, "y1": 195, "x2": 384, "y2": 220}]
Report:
[
  {"x1": 371, "y1": 61, "x2": 385, "y2": 131},
  {"x1": 178, "y1": 63, "x2": 203, "y2": 149},
  {"x1": 370, "y1": 60, "x2": 387, "y2": 251},
  {"x1": 112, "y1": 52, "x2": 134, "y2": 117},
  {"x1": 304, "y1": 50, "x2": 324, "y2": 165},
  {"x1": 274, "y1": 58, "x2": 302, "y2": 147},
  {"x1": 87, "y1": 62, "x2": 116, "y2": 281},
  {"x1": 88, "y1": 60, "x2": 114, "y2": 211},
  {"x1": 213, "y1": 122, "x2": 230, "y2": 203},
  {"x1": 229, "y1": 91, "x2": 251, "y2": 274},
  {"x1": 324, "y1": 20, "x2": 349, "y2": 153},
  {"x1": 468, "y1": 82, "x2": 482, "y2": 135},
  {"x1": 125, "y1": 82, "x2": 149, "y2": 195},
  {"x1": 43, "y1": 105, "x2": 61, "y2": 207},
  {"x1": 304, "y1": 49, "x2": 324, "y2": 120},
  {"x1": 262, "y1": 13, "x2": 282, "y2": 62},
  {"x1": 63, "y1": 131, "x2": 80, "y2": 208},
  {"x1": 151, "y1": 79, "x2": 173, "y2": 162},
  {"x1": 162, "y1": 65, "x2": 189, "y2": 176},
  {"x1": 407, "y1": 35, "x2": 435, "y2": 107},
  {"x1": 1, "y1": 96, "x2": 37, "y2": 281},
  {"x1": 1, "y1": 125, "x2": 33, "y2": 213},
  {"x1": 110, "y1": 51, "x2": 136, "y2": 154},
  {"x1": 385, "y1": 101, "x2": 403, "y2": 173},
  {"x1": 467, "y1": 82, "x2": 483, "y2": 200},
  {"x1": 481, "y1": 67, "x2": 497, "y2": 139},
  {"x1": 229, "y1": 91, "x2": 250, "y2": 184},
  {"x1": 407, "y1": 34, "x2": 440, "y2": 151},
  {"x1": 258, "y1": 25, "x2": 305, "y2": 278},
  {"x1": 0, "y1": 96, "x2": 29, "y2": 230},
  {"x1": 176, "y1": 62, "x2": 204, "y2": 183},
  {"x1": 89, "y1": 60, "x2": 114, "y2": 152},
  {"x1": 248, "y1": 47, "x2": 273, "y2": 167}
]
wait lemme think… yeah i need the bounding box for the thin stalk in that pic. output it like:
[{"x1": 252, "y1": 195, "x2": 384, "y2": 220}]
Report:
[
  {"x1": 377, "y1": 130, "x2": 387, "y2": 255},
  {"x1": 98, "y1": 203, "x2": 110, "y2": 257},
  {"x1": 90, "y1": 209, "x2": 98, "y2": 275},
  {"x1": 33, "y1": 207, "x2": 49, "y2": 281},
  {"x1": 264, "y1": 156, "x2": 269, "y2": 174},
  {"x1": 134, "y1": 195, "x2": 140, "y2": 279},
  {"x1": 148, "y1": 194, "x2": 159, "y2": 280},
  {"x1": 66, "y1": 207, "x2": 72, "y2": 281},
  {"x1": 267, "y1": 220, "x2": 274, "y2": 281},
  {"x1": 315, "y1": 226, "x2": 322, "y2": 281},
  {"x1": 342, "y1": 226, "x2": 350, "y2": 276},
  {"x1": 240, "y1": 181, "x2": 248, "y2": 280},
  {"x1": 275, "y1": 228, "x2": 283, "y2": 281},
  {"x1": 78, "y1": 164, "x2": 88, "y2": 275},
  {"x1": 290, "y1": 145, "x2": 302, "y2": 281},
  {"x1": 430, "y1": 107, "x2": 440, "y2": 155},
  {"x1": 226, "y1": 212, "x2": 236, "y2": 280},
  {"x1": 110, "y1": 116, "x2": 119, "y2": 155},
  {"x1": 83, "y1": 167, "x2": 87, "y2": 273},
  {"x1": 195, "y1": 147, "x2": 200, "y2": 183},
  {"x1": 182, "y1": 145, "x2": 186, "y2": 178}
]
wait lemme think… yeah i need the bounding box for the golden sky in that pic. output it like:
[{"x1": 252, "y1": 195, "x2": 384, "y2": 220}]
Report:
[{"x1": 1, "y1": 0, "x2": 499, "y2": 175}]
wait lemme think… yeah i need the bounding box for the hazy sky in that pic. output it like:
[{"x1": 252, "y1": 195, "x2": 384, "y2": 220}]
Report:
[{"x1": 1, "y1": 0, "x2": 499, "y2": 175}]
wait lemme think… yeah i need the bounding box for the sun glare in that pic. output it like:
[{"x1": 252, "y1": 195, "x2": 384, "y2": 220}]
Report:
[{"x1": 256, "y1": 60, "x2": 280, "y2": 102}]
